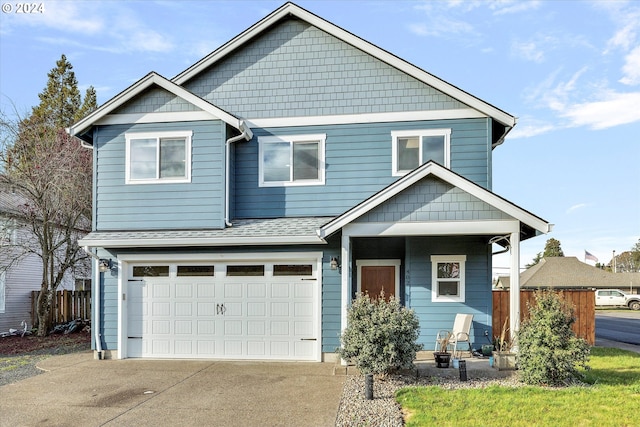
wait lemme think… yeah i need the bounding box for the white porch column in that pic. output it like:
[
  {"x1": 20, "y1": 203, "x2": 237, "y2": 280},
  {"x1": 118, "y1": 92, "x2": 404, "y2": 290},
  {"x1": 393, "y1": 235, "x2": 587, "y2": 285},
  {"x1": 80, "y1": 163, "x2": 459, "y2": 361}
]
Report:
[
  {"x1": 340, "y1": 232, "x2": 351, "y2": 349},
  {"x1": 509, "y1": 230, "x2": 520, "y2": 343}
]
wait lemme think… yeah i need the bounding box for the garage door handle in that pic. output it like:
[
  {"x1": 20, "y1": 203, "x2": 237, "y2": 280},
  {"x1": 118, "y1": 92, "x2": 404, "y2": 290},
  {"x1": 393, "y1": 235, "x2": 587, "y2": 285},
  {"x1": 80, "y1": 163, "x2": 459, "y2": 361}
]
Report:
[{"x1": 300, "y1": 338, "x2": 317, "y2": 341}]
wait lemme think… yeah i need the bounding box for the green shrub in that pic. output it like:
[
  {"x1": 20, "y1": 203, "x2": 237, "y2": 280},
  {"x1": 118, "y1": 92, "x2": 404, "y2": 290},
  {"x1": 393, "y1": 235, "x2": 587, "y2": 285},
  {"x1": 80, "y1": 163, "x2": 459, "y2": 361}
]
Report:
[
  {"x1": 517, "y1": 290, "x2": 590, "y2": 386},
  {"x1": 338, "y1": 292, "x2": 422, "y2": 374}
]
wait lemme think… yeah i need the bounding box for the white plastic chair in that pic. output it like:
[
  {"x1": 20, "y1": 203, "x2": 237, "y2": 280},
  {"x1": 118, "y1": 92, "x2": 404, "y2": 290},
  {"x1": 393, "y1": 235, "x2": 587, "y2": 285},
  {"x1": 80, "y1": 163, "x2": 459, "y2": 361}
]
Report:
[{"x1": 435, "y1": 314, "x2": 473, "y2": 358}]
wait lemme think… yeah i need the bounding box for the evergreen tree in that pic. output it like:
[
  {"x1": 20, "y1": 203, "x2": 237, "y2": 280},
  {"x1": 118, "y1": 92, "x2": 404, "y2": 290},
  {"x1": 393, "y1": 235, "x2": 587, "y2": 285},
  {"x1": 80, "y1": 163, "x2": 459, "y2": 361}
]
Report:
[
  {"x1": 543, "y1": 238, "x2": 564, "y2": 258},
  {"x1": 0, "y1": 54, "x2": 95, "y2": 336}
]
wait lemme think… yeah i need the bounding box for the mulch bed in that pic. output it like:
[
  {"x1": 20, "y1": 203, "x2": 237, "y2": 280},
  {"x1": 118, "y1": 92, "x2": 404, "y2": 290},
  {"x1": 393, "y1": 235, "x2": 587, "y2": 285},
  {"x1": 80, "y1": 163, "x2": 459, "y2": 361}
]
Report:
[{"x1": 0, "y1": 332, "x2": 91, "y2": 356}]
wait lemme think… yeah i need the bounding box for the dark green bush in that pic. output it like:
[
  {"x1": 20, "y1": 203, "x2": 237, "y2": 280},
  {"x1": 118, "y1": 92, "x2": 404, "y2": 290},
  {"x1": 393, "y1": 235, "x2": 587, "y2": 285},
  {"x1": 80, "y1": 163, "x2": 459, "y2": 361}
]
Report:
[
  {"x1": 517, "y1": 290, "x2": 590, "y2": 386},
  {"x1": 338, "y1": 292, "x2": 422, "y2": 374}
]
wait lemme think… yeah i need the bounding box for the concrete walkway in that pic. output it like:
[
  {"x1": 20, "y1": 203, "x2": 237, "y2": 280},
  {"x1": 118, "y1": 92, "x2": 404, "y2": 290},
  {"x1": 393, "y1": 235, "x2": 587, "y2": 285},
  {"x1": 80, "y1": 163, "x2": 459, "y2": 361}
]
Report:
[{"x1": 0, "y1": 353, "x2": 344, "y2": 427}]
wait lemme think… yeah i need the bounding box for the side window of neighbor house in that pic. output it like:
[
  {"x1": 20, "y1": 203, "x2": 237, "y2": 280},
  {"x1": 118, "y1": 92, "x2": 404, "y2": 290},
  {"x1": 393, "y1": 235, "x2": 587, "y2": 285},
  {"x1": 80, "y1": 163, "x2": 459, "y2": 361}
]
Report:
[
  {"x1": 431, "y1": 255, "x2": 466, "y2": 303},
  {"x1": 259, "y1": 134, "x2": 326, "y2": 187},
  {"x1": 391, "y1": 129, "x2": 451, "y2": 175},
  {"x1": 0, "y1": 271, "x2": 5, "y2": 313},
  {"x1": 0, "y1": 219, "x2": 16, "y2": 244},
  {"x1": 125, "y1": 131, "x2": 193, "y2": 184}
]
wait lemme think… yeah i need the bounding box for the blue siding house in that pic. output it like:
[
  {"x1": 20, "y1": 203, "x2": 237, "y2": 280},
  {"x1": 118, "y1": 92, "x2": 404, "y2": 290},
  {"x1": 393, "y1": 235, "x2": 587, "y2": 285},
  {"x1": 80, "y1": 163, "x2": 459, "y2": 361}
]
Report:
[{"x1": 68, "y1": 2, "x2": 550, "y2": 361}]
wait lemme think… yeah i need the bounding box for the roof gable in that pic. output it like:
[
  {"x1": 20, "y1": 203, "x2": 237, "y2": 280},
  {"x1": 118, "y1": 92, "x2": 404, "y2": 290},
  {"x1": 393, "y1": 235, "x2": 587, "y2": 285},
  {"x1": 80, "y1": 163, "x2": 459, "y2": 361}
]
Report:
[
  {"x1": 355, "y1": 175, "x2": 512, "y2": 224},
  {"x1": 181, "y1": 17, "x2": 470, "y2": 121},
  {"x1": 319, "y1": 161, "x2": 551, "y2": 239},
  {"x1": 67, "y1": 72, "x2": 245, "y2": 144},
  {"x1": 173, "y1": 2, "x2": 515, "y2": 134}
]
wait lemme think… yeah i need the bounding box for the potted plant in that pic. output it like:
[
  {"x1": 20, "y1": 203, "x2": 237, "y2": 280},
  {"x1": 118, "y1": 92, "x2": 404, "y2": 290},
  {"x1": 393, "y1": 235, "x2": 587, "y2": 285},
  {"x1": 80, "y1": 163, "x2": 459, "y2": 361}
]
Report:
[
  {"x1": 434, "y1": 331, "x2": 452, "y2": 368},
  {"x1": 493, "y1": 317, "x2": 517, "y2": 371}
]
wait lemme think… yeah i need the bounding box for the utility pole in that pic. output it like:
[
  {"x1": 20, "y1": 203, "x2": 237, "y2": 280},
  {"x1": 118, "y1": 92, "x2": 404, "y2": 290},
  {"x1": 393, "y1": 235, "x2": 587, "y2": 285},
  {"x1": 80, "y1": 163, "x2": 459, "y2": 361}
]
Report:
[{"x1": 613, "y1": 250, "x2": 616, "y2": 273}]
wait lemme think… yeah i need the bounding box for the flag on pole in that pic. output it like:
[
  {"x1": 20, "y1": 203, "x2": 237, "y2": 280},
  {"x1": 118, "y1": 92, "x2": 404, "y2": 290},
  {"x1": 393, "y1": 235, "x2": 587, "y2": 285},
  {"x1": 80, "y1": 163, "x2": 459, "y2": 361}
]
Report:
[{"x1": 585, "y1": 250, "x2": 598, "y2": 262}]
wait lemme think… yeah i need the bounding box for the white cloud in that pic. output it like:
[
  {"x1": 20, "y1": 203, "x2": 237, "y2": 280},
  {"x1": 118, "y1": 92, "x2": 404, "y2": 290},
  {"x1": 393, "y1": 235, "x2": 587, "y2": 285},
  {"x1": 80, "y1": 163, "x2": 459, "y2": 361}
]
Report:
[
  {"x1": 620, "y1": 46, "x2": 640, "y2": 86},
  {"x1": 506, "y1": 119, "x2": 555, "y2": 139},
  {"x1": 408, "y1": 18, "x2": 475, "y2": 38},
  {"x1": 512, "y1": 40, "x2": 545, "y2": 63},
  {"x1": 490, "y1": 0, "x2": 541, "y2": 16},
  {"x1": 566, "y1": 203, "x2": 588, "y2": 214},
  {"x1": 5, "y1": 0, "x2": 104, "y2": 34},
  {"x1": 562, "y1": 91, "x2": 640, "y2": 129}
]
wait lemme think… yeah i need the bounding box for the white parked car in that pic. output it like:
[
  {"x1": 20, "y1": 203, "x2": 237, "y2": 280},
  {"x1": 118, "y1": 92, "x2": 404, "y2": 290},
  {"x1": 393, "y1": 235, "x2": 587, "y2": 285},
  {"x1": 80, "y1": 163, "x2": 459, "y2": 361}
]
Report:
[{"x1": 595, "y1": 289, "x2": 640, "y2": 310}]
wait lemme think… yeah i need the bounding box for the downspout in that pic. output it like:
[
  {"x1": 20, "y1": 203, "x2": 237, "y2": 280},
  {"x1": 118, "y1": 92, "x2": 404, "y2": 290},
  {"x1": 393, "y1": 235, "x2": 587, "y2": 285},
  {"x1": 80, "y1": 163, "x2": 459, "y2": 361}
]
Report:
[
  {"x1": 82, "y1": 246, "x2": 103, "y2": 359},
  {"x1": 225, "y1": 121, "x2": 253, "y2": 227}
]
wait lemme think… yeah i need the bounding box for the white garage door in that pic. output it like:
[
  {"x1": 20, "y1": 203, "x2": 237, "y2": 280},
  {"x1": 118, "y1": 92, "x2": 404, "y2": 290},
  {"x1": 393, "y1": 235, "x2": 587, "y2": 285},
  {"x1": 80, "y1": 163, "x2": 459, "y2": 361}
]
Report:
[{"x1": 126, "y1": 261, "x2": 319, "y2": 360}]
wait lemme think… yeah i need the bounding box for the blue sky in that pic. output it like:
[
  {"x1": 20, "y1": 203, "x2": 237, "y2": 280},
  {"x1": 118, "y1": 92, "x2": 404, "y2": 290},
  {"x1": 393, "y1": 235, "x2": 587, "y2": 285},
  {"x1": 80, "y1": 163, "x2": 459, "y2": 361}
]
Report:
[{"x1": 1, "y1": 0, "x2": 638, "y2": 274}]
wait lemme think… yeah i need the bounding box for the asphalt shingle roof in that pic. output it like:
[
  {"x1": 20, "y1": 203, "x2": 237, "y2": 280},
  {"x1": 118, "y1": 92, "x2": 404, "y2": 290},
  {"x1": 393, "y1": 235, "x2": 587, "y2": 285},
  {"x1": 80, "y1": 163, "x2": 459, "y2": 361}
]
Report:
[
  {"x1": 79, "y1": 216, "x2": 335, "y2": 248},
  {"x1": 496, "y1": 257, "x2": 640, "y2": 289}
]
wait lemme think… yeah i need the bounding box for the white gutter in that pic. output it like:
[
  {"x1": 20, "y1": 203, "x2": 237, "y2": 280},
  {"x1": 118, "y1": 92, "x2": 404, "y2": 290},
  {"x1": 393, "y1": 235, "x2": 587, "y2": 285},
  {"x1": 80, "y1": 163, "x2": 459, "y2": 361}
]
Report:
[
  {"x1": 82, "y1": 246, "x2": 103, "y2": 359},
  {"x1": 225, "y1": 120, "x2": 253, "y2": 227}
]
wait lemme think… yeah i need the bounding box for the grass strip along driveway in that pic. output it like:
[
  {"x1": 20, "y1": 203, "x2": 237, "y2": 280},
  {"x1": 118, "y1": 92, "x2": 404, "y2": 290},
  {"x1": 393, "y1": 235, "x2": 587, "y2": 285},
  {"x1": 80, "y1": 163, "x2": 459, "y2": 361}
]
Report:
[{"x1": 397, "y1": 347, "x2": 640, "y2": 427}]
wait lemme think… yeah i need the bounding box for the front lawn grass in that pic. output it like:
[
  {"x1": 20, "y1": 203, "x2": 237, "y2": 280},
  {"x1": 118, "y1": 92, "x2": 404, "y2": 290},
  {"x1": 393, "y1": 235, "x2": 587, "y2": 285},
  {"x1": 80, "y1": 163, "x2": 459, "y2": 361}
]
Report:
[{"x1": 396, "y1": 347, "x2": 640, "y2": 427}]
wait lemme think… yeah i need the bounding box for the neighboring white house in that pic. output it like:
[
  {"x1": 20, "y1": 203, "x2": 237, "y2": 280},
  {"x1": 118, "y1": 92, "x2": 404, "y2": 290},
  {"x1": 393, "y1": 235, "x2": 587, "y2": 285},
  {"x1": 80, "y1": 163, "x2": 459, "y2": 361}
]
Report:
[{"x1": 0, "y1": 188, "x2": 82, "y2": 333}]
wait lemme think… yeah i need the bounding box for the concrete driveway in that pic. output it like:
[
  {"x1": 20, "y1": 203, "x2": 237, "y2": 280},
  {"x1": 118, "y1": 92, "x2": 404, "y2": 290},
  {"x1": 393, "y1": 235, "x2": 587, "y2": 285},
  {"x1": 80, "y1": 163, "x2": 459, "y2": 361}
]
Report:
[{"x1": 0, "y1": 352, "x2": 345, "y2": 427}]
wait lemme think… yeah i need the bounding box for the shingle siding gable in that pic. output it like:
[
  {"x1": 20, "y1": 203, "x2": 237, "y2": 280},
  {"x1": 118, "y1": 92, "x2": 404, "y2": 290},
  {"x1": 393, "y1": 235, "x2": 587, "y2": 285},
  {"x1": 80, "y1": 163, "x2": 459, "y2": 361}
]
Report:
[
  {"x1": 183, "y1": 18, "x2": 467, "y2": 119},
  {"x1": 113, "y1": 86, "x2": 200, "y2": 115},
  {"x1": 355, "y1": 176, "x2": 512, "y2": 223}
]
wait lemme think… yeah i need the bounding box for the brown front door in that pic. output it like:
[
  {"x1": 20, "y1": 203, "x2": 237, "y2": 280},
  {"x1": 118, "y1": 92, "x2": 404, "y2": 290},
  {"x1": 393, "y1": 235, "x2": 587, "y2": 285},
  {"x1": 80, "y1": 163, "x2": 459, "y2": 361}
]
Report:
[{"x1": 360, "y1": 264, "x2": 397, "y2": 301}]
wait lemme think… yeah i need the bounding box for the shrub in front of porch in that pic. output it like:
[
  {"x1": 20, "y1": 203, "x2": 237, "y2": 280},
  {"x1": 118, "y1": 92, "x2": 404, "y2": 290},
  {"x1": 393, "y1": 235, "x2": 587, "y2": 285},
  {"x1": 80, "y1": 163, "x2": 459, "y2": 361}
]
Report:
[
  {"x1": 517, "y1": 290, "x2": 590, "y2": 386},
  {"x1": 338, "y1": 292, "x2": 422, "y2": 375}
]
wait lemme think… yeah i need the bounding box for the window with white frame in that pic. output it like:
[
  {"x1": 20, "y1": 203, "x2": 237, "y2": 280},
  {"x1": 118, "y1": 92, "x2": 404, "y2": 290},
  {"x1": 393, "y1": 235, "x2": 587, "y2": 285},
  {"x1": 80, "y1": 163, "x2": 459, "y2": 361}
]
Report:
[
  {"x1": 431, "y1": 255, "x2": 466, "y2": 302},
  {"x1": 125, "y1": 131, "x2": 192, "y2": 184},
  {"x1": 392, "y1": 129, "x2": 451, "y2": 175},
  {"x1": 0, "y1": 271, "x2": 5, "y2": 313},
  {"x1": 259, "y1": 134, "x2": 326, "y2": 186},
  {"x1": 0, "y1": 219, "x2": 16, "y2": 244}
]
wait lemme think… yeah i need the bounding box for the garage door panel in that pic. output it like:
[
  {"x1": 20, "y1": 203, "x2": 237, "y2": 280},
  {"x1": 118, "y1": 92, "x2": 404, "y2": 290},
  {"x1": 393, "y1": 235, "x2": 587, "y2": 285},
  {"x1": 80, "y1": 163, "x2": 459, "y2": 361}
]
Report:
[
  {"x1": 271, "y1": 283, "x2": 290, "y2": 298},
  {"x1": 127, "y1": 261, "x2": 318, "y2": 360},
  {"x1": 174, "y1": 320, "x2": 192, "y2": 334},
  {"x1": 197, "y1": 320, "x2": 216, "y2": 335},
  {"x1": 175, "y1": 302, "x2": 192, "y2": 316},
  {"x1": 175, "y1": 341, "x2": 192, "y2": 355}
]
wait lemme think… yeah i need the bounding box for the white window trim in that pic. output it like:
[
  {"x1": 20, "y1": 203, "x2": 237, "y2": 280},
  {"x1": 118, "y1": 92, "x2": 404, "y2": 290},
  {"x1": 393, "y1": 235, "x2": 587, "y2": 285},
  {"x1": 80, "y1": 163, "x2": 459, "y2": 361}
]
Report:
[
  {"x1": 430, "y1": 255, "x2": 466, "y2": 303},
  {"x1": 258, "y1": 134, "x2": 326, "y2": 187},
  {"x1": 0, "y1": 271, "x2": 5, "y2": 313},
  {"x1": 125, "y1": 130, "x2": 193, "y2": 185},
  {"x1": 391, "y1": 128, "x2": 451, "y2": 176}
]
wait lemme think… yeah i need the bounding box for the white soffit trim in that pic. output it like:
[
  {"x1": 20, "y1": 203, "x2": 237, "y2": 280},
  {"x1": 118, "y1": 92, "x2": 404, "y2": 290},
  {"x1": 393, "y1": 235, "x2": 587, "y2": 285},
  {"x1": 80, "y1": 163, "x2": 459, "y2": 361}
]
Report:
[
  {"x1": 68, "y1": 72, "x2": 241, "y2": 139},
  {"x1": 172, "y1": 3, "x2": 515, "y2": 128},
  {"x1": 343, "y1": 221, "x2": 520, "y2": 237},
  {"x1": 319, "y1": 161, "x2": 551, "y2": 238},
  {"x1": 245, "y1": 109, "x2": 485, "y2": 128},
  {"x1": 96, "y1": 111, "x2": 215, "y2": 126},
  {"x1": 79, "y1": 235, "x2": 326, "y2": 248}
]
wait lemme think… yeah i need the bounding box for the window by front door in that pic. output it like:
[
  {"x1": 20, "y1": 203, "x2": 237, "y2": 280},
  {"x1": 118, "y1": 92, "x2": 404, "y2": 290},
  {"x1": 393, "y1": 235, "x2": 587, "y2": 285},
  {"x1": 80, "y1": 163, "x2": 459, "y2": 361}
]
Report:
[
  {"x1": 431, "y1": 255, "x2": 466, "y2": 302},
  {"x1": 356, "y1": 260, "x2": 401, "y2": 301},
  {"x1": 259, "y1": 134, "x2": 326, "y2": 187},
  {"x1": 125, "y1": 131, "x2": 192, "y2": 184},
  {"x1": 391, "y1": 129, "x2": 451, "y2": 175}
]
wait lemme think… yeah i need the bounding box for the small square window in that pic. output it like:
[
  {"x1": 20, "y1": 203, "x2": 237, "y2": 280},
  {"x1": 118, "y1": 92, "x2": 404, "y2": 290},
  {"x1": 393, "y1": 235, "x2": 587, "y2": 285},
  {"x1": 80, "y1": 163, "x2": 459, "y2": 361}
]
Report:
[
  {"x1": 126, "y1": 131, "x2": 192, "y2": 184},
  {"x1": 392, "y1": 129, "x2": 450, "y2": 175},
  {"x1": 259, "y1": 134, "x2": 326, "y2": 187},
  {"x1": 431, "y1": 255, "x2": 466, "y2": 302}
]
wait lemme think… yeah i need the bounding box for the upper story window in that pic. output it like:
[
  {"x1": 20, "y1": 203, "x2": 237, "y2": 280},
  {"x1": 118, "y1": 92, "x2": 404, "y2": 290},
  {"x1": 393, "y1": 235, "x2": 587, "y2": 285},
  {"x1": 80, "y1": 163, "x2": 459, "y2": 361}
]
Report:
[
  {"x1": 391, "y1": 129, "x2": 451, "y2": 176},
  {"x1": 259, "y1": 134, "x2": 326, "y2": 187},
  {"x1": 431, "y1": 255, "x2": 466, "y2": 303},
  {"x1": 125, "y1": 131, "x2": 192, "y2": 184}
]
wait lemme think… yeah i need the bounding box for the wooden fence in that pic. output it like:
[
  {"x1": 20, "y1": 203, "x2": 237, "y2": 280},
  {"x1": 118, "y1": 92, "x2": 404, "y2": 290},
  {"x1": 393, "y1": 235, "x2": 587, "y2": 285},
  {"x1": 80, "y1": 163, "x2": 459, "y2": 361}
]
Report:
[
  {"x1": 492, "y1": 289, "x2": 595, "y2": 345},
  {"x1": 31, "y1": 290, "x2": 91, "y2": 327}
]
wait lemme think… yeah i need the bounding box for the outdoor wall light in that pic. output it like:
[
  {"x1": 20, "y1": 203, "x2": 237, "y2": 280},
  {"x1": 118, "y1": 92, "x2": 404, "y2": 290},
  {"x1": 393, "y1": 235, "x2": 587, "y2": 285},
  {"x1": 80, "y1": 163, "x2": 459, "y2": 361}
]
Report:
[
  {"x1": 98, "y1": 259, "x2": 112, "y2": 273},
  {"x1": 330, "y1": 256, "x2": 340, "y2": 270}
]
